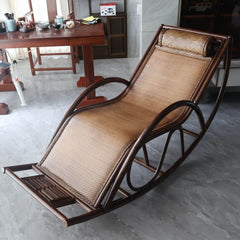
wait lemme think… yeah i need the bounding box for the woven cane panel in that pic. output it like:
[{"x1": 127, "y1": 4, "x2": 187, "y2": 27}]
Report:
[
  {"x1": 158, "y1": 29, "x2": 214, "y2": 57},
  {"x1": 40, "y1": 48, "x2": 211, "y2": 206},
  {"x1": 123, "y1": 48, "x2": 211, "y2": 110},
  {"x1": 40, "y1": 101, "x2": 158, "y2": 205}
]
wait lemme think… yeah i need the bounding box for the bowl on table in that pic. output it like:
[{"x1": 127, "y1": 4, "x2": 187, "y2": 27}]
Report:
[{"x1": 37, "y1": 22, "x2": 49, "y2": 31}]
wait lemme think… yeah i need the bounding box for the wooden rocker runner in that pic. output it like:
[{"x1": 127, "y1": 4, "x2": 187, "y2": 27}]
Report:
[{"x1": 3, "y1": 25, "x2": 231, "y2": 226}]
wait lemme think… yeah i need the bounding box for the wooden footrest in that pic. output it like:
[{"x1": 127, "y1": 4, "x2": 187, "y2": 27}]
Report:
[{"x1": 22, "y1": 175, "x2": 75, "y2": 208}]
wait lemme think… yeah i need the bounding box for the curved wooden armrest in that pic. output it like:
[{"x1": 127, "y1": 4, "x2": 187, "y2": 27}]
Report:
[
  {"x1": 68, "y1": 77, "x2": 130, "y2": 114},
  {"x1": 49, "y1": 77, "x2": 130, "y2": 145},
  {"x1": 136, "y1": 100, "x2": 206, "y2": 145}
]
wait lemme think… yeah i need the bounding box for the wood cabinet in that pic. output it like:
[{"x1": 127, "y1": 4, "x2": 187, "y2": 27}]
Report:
[
  {"x1": 180, "y1": 0, "x2": 240, "y2": 59},
  {"x1": 79, "y1": 0, "x2": 127, "y2": 59},
  {"x1": 180, "y1": 0, "x2": 240, "y2": 87}
]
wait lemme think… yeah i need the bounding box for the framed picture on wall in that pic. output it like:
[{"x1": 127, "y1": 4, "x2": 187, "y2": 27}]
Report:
[{"x1": 100, "y1": 3, "x2": 116, "y2": 16}]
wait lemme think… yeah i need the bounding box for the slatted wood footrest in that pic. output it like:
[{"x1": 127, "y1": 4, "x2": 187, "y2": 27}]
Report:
[
  {"x1": 22, "y1": 175, "x2": 75, "y2": 208},
  {"x1": 3, "y1": 164, "x2": 101, "y2": 226}
]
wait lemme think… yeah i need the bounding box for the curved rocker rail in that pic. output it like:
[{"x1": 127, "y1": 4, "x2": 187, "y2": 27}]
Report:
[
  {"x1": 103, "y1": 34, "x2": 232, "y2": 210},
  {"x1": 3, "y1": 57, "x2": 230, "y2": 226},
  {"x1": 103, "y1": 100, "x2": 208, "y2": 208},
  {"x1": 3, "y1": 25, "x2": 232, "y2": 226}
]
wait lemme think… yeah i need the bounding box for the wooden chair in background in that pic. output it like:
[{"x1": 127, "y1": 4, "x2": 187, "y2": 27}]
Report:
[
  {"x1": 0, "y1": 50, "x2": 10, "y2": 114},
  {"x1": 25, "y1": 0, "x2": 78, "y2": 75}
]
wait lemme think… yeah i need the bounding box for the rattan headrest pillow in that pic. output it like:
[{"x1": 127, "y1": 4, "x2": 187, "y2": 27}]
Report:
[{"x1": 158, "y1": 29, "x2": 215, "y2": 57}]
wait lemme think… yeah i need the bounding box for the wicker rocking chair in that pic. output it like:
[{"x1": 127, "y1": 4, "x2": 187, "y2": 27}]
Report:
[{"x1": 3, "y1": 25, "x2": 231, "y2": 226}]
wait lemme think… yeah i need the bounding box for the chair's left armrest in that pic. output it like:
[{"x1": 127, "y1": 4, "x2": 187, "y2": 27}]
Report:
[
  {"x1": 68, "y1": 77, "x2": 130, "y2": 114},
  {"x1": 49, "y1": 77, "x2": 130, "y2": 144}
]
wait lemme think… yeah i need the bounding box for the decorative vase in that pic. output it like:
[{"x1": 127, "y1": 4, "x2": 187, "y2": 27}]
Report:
[{"x1": 6, "y1": 19, "x2": 16, "y2": 32}]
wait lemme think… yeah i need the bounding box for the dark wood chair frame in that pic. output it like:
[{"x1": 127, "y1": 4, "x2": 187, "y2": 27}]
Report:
[{"x1": 3, "y1": 25, "x2": 232, "y2": 226}]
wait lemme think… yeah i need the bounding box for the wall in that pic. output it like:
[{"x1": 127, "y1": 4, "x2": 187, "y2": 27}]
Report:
[
  {"x1": 73, "y1": 0, "x2": 89, "y2": 19},
  {"x1": 127, "y1": 0, "x2": 180, "y2": 58},
  {"x1": 142, "y1": 0, "x2": 180, "y2": 55},
  {"x1": 0, "y1": 0, "x2": 11, "y2": 20},
  {"x1": 127, "y1": 0, "x2": 142, "y2": 58}
]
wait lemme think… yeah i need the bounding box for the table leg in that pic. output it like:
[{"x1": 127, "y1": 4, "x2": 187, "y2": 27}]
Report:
[
  {"x1": 76, "y1": 45, "x2": 106, "y2": 107},
  {"x1": 77, "y1": 75, "x2": 103, "y2": 87},
  {"x1": 28, "y1": 48, "x2": 36, "y2": 76},
  {"x1": 36, "y1": 47, "x2": 42, "y2": 65},
  {"x1": 70, "y1": 46, "x2": 77, "y2": 74},
  {"x1": 0, "y1": 103, "x2": 9, "y2": 115}
]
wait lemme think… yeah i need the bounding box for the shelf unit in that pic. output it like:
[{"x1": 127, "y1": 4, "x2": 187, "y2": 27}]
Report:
[
  {"x1": 79, "y1": 0, "x2": 127, "y2": 59},
  {"x1": 180, "y1": 0, "x2": 240, "y2": 87},
  {"x1": 180, "y1": 0, "x2": 240, "y2": 59}
]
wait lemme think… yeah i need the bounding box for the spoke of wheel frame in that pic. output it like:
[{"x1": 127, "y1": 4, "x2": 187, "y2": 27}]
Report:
[
  {"x1": 179, "y1": 128, "x2": 185, "y2": 158},
  {"x1": 156, "y1": 130, "x2": 174, "y2": 174},
  {"x1": 143, "y1": 144, "x2": 150, "y2": 166}
]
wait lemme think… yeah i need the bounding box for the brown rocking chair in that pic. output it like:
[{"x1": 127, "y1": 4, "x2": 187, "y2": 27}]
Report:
[{"x1": 3, "y1": 25, "x2": 231, "y2": 226}]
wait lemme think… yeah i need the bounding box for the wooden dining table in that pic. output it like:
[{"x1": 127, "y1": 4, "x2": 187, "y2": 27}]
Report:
[{"x1": 0, "y1": 22, "x2": 106, "y2": 111}]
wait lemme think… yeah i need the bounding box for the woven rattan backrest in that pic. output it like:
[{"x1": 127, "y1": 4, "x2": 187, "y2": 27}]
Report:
[{"x1": 123, "y1": 29, "x2": 214, "y2": 112}]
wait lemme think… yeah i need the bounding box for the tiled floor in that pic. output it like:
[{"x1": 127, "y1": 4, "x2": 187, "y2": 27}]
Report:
[{"x1": 1, "y1": 57, "x2": 240, "y2": 240}]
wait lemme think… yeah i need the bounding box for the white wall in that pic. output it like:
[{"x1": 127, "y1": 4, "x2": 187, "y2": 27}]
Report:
[
  {"x1": 0, "y1": 0, "x2": 31, "y2": 21},
  {"x1": 0, "y1": 0, "x2": 11, "y2": 20},
  {"x1": 127, "y1": 0, "x2": 180, "y2": 58},
  {"x1": 142, "y1": 0, "x2": 180, "y2": 55},
  {"x1": 127, "y1": 0, "x2": 142, "y2": 58}
]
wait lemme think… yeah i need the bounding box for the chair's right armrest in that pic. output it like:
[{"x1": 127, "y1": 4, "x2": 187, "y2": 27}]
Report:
[{"x1": 138, "y1": 100, "x2": 206, "y2": 140}]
